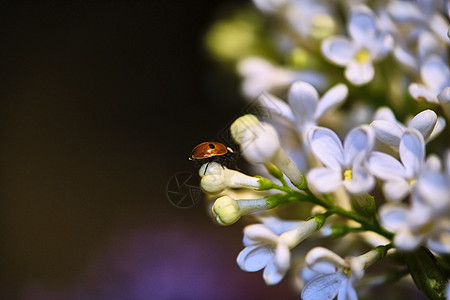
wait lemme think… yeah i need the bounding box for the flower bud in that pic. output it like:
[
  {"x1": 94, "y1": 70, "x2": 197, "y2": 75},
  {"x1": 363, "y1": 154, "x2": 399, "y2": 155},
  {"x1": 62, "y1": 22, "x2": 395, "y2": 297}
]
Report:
[
  {"x1": 211, "y1": 196, "x2": 271, "y2": 226},
  {"x1": 200, "y1": 162, "x2": 261, "y2": 194}
]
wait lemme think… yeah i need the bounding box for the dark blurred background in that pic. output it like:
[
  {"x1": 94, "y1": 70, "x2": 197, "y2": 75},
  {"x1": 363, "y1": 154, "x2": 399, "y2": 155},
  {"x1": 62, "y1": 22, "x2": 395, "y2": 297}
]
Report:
[{"x1": 0, "y1": 1, "x2": 297, "y2": 299}]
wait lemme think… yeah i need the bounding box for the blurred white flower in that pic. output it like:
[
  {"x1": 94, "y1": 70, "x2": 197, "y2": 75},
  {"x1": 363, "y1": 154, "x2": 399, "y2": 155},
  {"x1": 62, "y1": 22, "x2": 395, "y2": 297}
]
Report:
[
  {"x1": 238, "y1": 57, "x2": 326, "y2": 99},
  {"x1": 237, "y1": 217, "x2": 321, "y2": 285},
  {"x1": 366, "y1": 129, "x2": 425, "y2": 201},
  {"x1": 387, "y1": 0, "x2": 450, "y2": 45},
  {"x1": 415, "y1": 154, "x2": 450, "y2": 212},
  {"x1": 307, "y1": 125, "x2": 375, "y2": 194},
  {"x1": 409, "y1": 55, "x2": 450, "y2": 105},
  {"x1": 288, "y1": 81, "x2": 348, "y2": 137},
  {"x1": 371, "y1": 107, "x2": 445, "y2": 148},
  {"x1": 380, "y1": 199, "x2": 450, "y2": 253},
  {"x1": 321, "y1": 6, "x2": 393, "y2": 85}
]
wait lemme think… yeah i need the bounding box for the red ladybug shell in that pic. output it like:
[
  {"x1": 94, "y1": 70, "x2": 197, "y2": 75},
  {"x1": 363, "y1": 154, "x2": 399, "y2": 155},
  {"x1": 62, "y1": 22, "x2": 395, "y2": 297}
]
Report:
[{"x1": 190, "y1": 142, "x2": 229, "y2": 160}]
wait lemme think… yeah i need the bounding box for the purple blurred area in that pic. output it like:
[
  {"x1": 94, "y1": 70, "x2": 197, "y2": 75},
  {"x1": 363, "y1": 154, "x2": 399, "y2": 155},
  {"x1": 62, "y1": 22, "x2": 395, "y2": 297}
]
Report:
[{"x1": 0, "y1": 1, "x2": 297, "y2": 299}]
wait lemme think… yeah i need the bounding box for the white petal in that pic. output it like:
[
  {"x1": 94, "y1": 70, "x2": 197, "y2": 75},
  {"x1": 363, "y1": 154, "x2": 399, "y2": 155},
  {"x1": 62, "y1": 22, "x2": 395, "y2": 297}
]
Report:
[
  {"x1": 314, "y1": 84, "x2": 348, "y2": 120},
  {"x1": 236, "y1": 245, "x2": 273, "y2": 272},
  {"x1": 416, "y1": 171, "x2": 450, "y2": 211},
  {"x1": 383, "y1": 179, "x2": 411, "y2": 201},
  {"x1": 407, "y1": 109, "x2": 437, "y2": 141},
  {"x1": 256, "y1": 92, "x2": 295, "y2": 122},
  {"x1": 259, "y1": 216, "x2": 303, "y2": 236},
  {"x1": 417, "y1": 31, "x2": 443, "y2": 61},
  {"x1": 437, "y1": 87, "x2": 450, "y2": 104},
  {"x1": 421, "y1": 56, "x2": 450, "y2": 94},
  {"x1": 301, "y1": 267, "x2": 321, "y2": 283},
  {"x1": 306, "y1": 247, "x2": 346, "y2": 269},
  {"x1": 338, "y1": 279, "x2": 358, "y2": 300},
  {"x1": 426, "y1": 232, "x2": 450, "y2": 254},
  {"x1": 388, "y1": 1, "x2": 424, "y2": 23},
  {"x1": 243, "y1": 224, "x2": 279, "y2": 245},
  {"x1": 371, "y1": 120, "x2": 403, "y2": 147},
  {"x1": 399, "y1": 129, "x2": 425, "y2": 178},
  {"x1": 344, "y1": 167, "x2": 375, "y2": 194},
  {"x1": 288, "y1": 81, "x2": 319, "y2": 124},
  {"x1": 427, "y1": 116, "x2": 446, "y2": 142},
  {"x1": 365, "y1": 151, "x2": 407, "y2": 181},
  {"x1": 263, "y1": 260, "x2": 285, "y2": 285},
  {"x1": 307, "y1": 126, "x2": 344, "y2": 170},
  {"x1": 374, "y1": 106, "x2": 397, "y2": 122},
  {"x1": 370, "y1": 32, "x2": 394, "y2": 60},
  {"x1": 241, "y1": 122, "x2": 281, "y2": 164},
  {"x1": 394, "y1": 45, "x2": 418, "y2": 71},
  {"x1": 322, "y1": 37, "x2": 356, "y2": 66},
  {"x1": 409, "y1": 83, "x2": 440, "y2": 103},
  {"x1": 343, "y1": 125, "x2": 374, "y2": 165},
  {"x1": 308, "y1": 168, "x2": 342, "y2": 193},
  {"x1": 379, "y1": 204, "x2": 408, "y2": 232},
  {"x1": 348, "y1": 6, "x2": 377, "y2": 47},
  {"x1": 394, "y1": 227, "x2": 422, "y2": 251},
  {"x1": 302, "y1": 273, "x2": 345, "y2": 300},
  {"x1": 275, "y1": 242, "x2": 291, "y2": 272},
  {"x1": 306, "y1": 261, "x2": 338, "y2": 275},
  {"x1": 345, "y1": 61, "x2": 374, "y2": 86}
]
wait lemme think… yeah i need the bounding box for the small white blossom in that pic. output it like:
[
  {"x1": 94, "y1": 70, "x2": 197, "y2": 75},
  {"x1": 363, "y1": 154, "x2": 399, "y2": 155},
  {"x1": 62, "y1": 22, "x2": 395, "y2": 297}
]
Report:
[
  {"x1": 321, "y1": 6, "x2": 393, "y2": 85},
  {"x1": 415, "y1": 154, "x2": 450, "y2": 212},
  {"x1": 253, "y1": 81, "x2": 348, "y2": 144},
  {"x1": 238, "y1": 57, "x2": 326, "y2": 99},
  {"x1": 371, "y1": 107, "x2": 445, "y2": 147},
  {"x1": 288, "y1": 81, "x2": 348, "y2": 137},
  {"x1": 301, "y1": 247, "x2": 363, "y2": 300},
  {"x1": 387, "y1": 0, "x2": 450, "y2": 45},
  {"x1": 409, "y1": 55, "x2": 450, "y2": 105},
  {"x1": 307, "y1": 125, "x2": 375, "y2": 194},
  {"x1": 365, "y1": 128, "x2": 425, "y2": 201},
  {"x1": 199, "y1": 162, "x2": 261, "y2": 194},
  {"x1": 380, "y1": 198, "x2": 450, "y2": 253},
  {"x1": 237, "y1": 217, "x2": 321, "y2": 285}
]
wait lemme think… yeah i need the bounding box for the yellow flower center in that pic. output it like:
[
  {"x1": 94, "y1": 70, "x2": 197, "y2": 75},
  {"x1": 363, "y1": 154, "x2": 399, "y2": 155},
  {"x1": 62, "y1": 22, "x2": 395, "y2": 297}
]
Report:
[
  {"x1": 344, "y1": 169, "x2": 353, "y2": 181},
  {"x1": 355, "y1": 49, "x2": 371, "y2": 63},
  {"x1": 409, "y1": 179, "x2": 417, "y2": 186},
  {"x1": 343, "y1": 266, "x2": 351, "y2": 276}
]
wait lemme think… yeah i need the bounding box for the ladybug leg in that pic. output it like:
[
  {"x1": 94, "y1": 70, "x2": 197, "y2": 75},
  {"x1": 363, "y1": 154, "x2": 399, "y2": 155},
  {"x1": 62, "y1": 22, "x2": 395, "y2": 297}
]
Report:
[{"x1": 204, "y1": 161, "x2": 211, "y2": 175}]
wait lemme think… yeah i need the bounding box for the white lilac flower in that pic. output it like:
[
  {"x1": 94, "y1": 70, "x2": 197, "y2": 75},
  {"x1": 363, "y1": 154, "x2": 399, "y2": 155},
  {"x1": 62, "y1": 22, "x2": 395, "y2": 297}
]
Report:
[
  {"x1": 199, "y1": 162, "x2": 261, "y2": 194},
  {"x1": 306, "y1": 125, "x2": 375, "y2": 194},
  {"x1": 415, "y1": 155, "x2": 450, "y2": 212},
  {"x1": 211, "y1": 196, "x2": 272, "y2": 226},
  {"x1": 255, "y1": 81, "x2": 348, "y2": 140},
  {"x1": 237, "y1": 57, "x2": 326, "y2": 99},
  {"x1": 371, "y1": 107, "x2": 445, "y2": 148},
  {"x1": 301, "y1": 247, "x2": 363, "y2": 300},
  {"x1": 321, "y1": 6, "x2": 394, "y2": 85},
  {"x1": 237, "y1": 217, "x2": 322, "y2": 285},
  {"x1": 387, "y1": 0, "x2": 450, "y2": 45},
  {"x1": 380, "y1": 198, "x2": 450, "y2": 253},
  {"x1": 365, "y1": 128, "x2": 425, "y2": 201},
  {"x1": 230, "y1": 114, "x2": 303, "y2": 186},
  {"x1": 393, "y1": 30, "x2": 446, "y2": 73},
  {"x1": 409, "y1": 55, "x2": 450, "y2": 105}
]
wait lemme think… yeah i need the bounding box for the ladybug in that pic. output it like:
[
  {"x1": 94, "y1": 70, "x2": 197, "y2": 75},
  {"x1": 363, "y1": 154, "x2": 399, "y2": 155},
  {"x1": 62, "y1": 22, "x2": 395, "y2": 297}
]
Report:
[{"x1": 189, "y1": 142, "x2": 236, "y2": 172}]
